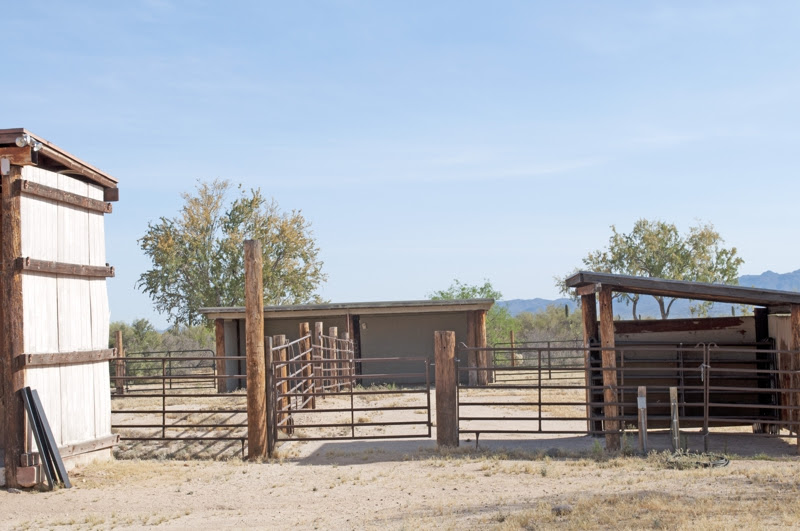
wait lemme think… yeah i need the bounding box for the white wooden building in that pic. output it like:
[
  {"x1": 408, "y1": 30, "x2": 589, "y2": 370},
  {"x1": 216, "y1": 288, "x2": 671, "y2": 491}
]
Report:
[{"x1": 0, "y1": 129, "x2": 119, "y2": 488}]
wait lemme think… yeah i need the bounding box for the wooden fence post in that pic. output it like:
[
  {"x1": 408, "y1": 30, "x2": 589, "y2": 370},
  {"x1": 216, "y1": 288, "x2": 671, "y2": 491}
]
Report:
[
  {"x1": 435, "y1": 331, "x2": 458, "y2": 447},
  {"x1": 313, "y1": 322, "x2": 323, "y2": 398},
  {"x1": 343, "y1": 331, "x2": 352, "y2": 390},
  {"x1": 328, "y1": 326, "x2": 339, "y2": 391},
  {"x1": 244, "y1": 239, "x2": 267, "y2": 459},
  {"x1": 215, "y1": 319, "x2": 226, "y2": 394},
  {"x1": 299, "y1": 322, "x2": 314, "y2": 409},
  {"x1": 274, "y1": 335, "x2": 289, "y2": 433},
  {"x1": 115, "y1": 329, "x2": 125, "y2": 395}
]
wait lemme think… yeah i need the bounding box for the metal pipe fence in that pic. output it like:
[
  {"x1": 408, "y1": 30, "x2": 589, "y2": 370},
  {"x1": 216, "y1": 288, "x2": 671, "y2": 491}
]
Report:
[
  {"x1": 458, "y1": 343, "x2": 800, "y2": 449},
  {"x1": 110, "y1": 354, "x2": 248, "y2": 450},
  {"x1": 269, "y1": 357, "x2": 432, "y2": 445}
]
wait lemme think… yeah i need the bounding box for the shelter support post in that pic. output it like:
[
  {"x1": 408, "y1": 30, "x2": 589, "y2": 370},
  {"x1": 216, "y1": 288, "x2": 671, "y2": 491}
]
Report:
[
  {"x1": 581, "y1": 292, "x2": 602, "y2": 434},
  {"x1": 792, "y1": 305, "x2": 800, "y2": 454},
  {"x1": 435, "y1": 331, "x2": 458, "y2": 447},
  {"x1": 475, "y1": 310, "x2": 489, "y2": 385},
  {"x1": 215, "y1": 319, "x2": 226, "y2": 394},
  {"x1": 466, "y1": 311, "x2": 477, "y2": 386},
  {"x1": 244, "y1": 240, "x2": 267, "y2": 459},
  {"x1": 598, "y1": 286, "x2": 620, "y2": 451}
]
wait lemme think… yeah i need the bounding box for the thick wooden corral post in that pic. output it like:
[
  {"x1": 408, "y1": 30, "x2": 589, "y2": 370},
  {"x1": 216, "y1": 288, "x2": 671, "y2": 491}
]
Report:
[
  {"x1": 581, "y1": 291, "x2": 601, "y2": 433},
  {"x1": 313, "y1": 322, "x2": 323, "y2": 399},
  {"x1": 1, "y1": 166, "x2": 25, "y2": 488},
  {"x1": 435, "y1": 331, "x2": 459, "y2": 447},
  {"x1": 598, "y1": 287, "x2": 620, "y2": 451},
  {"x1": 475, "y1": 310, "x2": 489, "y2": 385},
  {"x1": 791, "y1": 305, "x2": 800, "y2": 454},
  {"x1": 215, "y1": 319, "x2": 226, "y2": 394},
  {"x1": 299, "y1": 322, "x2": 314, "y2": 409},
  {"x1": 328, "y1": 327, "x2": 339, "y2": 391},
  {"x1": 115, "y1": 329, "x2": 126, "y2": 395},
  {"x1": 244, "y1": 240, "x2": 267, "y2": 459}
]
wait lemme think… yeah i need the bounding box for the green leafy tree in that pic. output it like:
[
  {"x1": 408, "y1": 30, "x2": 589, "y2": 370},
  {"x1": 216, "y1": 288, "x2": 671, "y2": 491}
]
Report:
[
  {"x1": 429, "y1": 279, "x2": 515, "y2": 345},
  {"x1": 109, "y1": 319, "x2": 163, "y2": 353},
  {"x1": 515, "y1": 304, "x2": 583, "y2": 343},
  {"x1": 559, "y1": 219, "x2": 743, "y2": 319},
  {"x1": 137, "y1": 179, "x2": 326, "y2": 326}
]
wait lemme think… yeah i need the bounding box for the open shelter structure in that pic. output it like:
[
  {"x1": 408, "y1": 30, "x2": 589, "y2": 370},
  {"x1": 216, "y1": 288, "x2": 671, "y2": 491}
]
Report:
[
  {"x1": 566, "y1": 271, "x2": 800, "y2": 451},
  {"x1": 0, "y1": 129, "x2": 118, "y2": 488},
  {"x1": 200, "y1": 299, "x2": 493, "y2": 389}
]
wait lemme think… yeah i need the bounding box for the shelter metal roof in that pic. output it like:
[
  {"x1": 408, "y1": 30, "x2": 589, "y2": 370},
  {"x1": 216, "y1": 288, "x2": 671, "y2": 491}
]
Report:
[
  {"x1": 200, "y1": 298, "x2": 494, "y2": 320},
  {"x1": 565, "y1": 271, "x2": 800, "y2": 310}
]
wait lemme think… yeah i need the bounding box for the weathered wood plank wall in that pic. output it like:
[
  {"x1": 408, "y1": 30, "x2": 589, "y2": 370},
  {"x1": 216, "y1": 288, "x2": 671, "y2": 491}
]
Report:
[{"x1": 19, "y1": 167, "x2": 111, "y2": 451}]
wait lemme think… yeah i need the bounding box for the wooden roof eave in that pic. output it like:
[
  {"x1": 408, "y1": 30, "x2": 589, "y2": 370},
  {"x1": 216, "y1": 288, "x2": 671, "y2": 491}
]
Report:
[
  {"x1": 0, "y1": 128, "x2": 118, "y2": 195},
  {"x1": 565, "y1": 271, "x2": 800, "y2": 309}
]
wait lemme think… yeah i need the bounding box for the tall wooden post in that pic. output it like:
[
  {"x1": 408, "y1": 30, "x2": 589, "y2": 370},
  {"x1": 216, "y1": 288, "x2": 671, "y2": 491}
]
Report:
[
  {"x1": 299, "y1": 322, "x2": 314, "y2": 409},
  {"x1": 328, "y1": 327, "x2": 339, "y2": 391},
  {"x1": 598, "y1": 287, "x2": 620, "y2": 451},
  {"x1": 466, "y1": 310, "x2": 477, "y2": 386},
  {"x1": 791, "y1": 305, "x2": 800, "y2": 454},
  {"x1": 435, "y1": 331, "x2": 458, "y2": 447},
  {"x1": 215, "y1": 319, "x2": 226, "y2": 394},
  {"x1": 115, "y1": 329, "x2": 126, "y2": 395},
  {"x1": 581, "y1": 292, "x2": 602, "y2": 433},
  {"x1": 244, "y1": 240, "x2": 267, "y2": 459},
  {"x1": 2, "y1": 166, "x2": 25, "y2": 488},
  {"x1": 475, "y1": 310, "x2": 489, "y2": 385},
  {"x1": 313, "y1": 322, "x2": 323, "y2": 399}
]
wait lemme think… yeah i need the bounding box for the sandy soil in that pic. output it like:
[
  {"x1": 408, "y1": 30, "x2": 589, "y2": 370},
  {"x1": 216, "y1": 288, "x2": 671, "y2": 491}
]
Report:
[{"x1": 4, "y1": 386, "x2": 800, "y2": 529}]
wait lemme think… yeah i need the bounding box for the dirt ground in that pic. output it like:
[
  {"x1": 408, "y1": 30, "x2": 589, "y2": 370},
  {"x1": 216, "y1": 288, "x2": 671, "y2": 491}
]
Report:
[{"x1": 3, "y1": 386, "x2": 800, "y2": 529}]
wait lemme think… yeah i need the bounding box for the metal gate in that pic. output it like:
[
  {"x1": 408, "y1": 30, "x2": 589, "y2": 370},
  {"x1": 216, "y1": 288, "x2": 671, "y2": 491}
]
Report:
[
  {"x1": 456, "y1": 342, "x2": 800, "y2": 449},
  {"x1": 267, "y1": 332, "x2": 432, "y2": 451}
]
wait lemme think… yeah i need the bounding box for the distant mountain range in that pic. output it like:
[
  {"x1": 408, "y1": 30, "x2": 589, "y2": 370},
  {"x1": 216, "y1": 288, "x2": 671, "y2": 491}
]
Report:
[{"x1": 499, "y1": 269, "x2": 800, "y2": 319}]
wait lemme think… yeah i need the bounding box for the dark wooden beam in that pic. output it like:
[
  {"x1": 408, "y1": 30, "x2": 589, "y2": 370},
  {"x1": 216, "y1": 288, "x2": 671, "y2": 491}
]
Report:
[
  {"x1": 613, "y1": 316, "x2": 748, "y2": 335},
  {"x1": 15, "y1": 258, "x2": 114, "y2": 278},
  {"x1": 575, "y1": 284, "x2": 599, "y2": 296},
  {"x1": 14, "y1": 349, "x2": 116, "y2": 369},
  {"x1": 566, "y1": 270, "x2": 800, "y2": 307},
  {"x1": 0, "y1": 146, "x2": 34, "y2": 166},
  {"x1": 14, "y1": 179, "x2": 112, "y2": 213}
]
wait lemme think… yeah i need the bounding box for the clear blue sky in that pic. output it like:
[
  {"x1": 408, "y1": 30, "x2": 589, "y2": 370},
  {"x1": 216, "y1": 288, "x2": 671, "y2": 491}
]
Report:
[{"x1": 3, "y1": 1, "x2": 800, "y2": 328}]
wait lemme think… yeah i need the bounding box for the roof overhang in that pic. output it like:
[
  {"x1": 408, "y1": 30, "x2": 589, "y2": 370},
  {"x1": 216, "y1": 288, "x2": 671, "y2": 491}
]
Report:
[
  {"x1": 200, "y1": 299, "x2": 494, "y2": 321},
  {"x1": 566, "y1": 271, "x2": 800, "y2": 310},
  {"x1": 0, "y1": 128, "x2": 118, "y2": 197}
]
